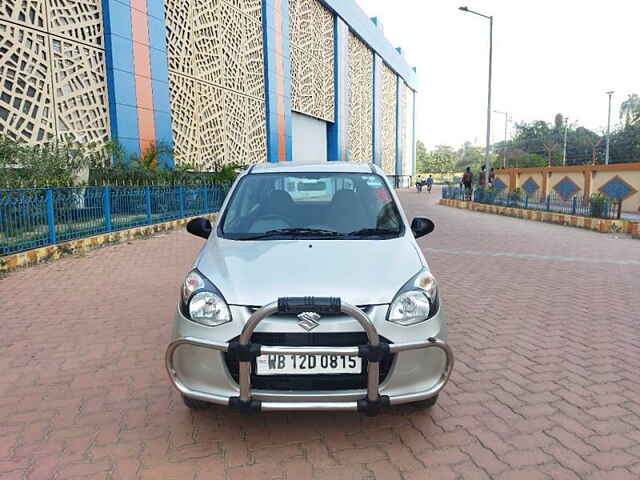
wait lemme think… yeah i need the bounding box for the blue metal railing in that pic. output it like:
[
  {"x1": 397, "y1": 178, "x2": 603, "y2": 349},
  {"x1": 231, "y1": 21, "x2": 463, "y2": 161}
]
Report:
[
  {"x1": 442, "y1": 186, "x2": 619, "y2": 220},
  {"x1": 1, "y1": 184, "x2": 228, "y2": 256}
]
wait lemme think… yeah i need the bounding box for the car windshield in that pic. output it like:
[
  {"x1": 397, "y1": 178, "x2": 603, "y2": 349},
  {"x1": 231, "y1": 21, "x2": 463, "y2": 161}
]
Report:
[{"x1": 220, "y1": 172, "x2": 404, "y2": 240}]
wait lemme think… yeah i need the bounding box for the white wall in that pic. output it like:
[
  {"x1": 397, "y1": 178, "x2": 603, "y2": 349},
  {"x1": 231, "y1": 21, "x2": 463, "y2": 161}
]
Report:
[{"x1": 292, "y1": 112, "x2": 327, "y2": 163}]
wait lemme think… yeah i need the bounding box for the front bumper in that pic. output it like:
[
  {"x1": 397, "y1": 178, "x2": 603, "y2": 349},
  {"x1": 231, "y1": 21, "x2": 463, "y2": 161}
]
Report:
[{"x1": 166, "y1": 297, "x2": 454, "y2": 415}]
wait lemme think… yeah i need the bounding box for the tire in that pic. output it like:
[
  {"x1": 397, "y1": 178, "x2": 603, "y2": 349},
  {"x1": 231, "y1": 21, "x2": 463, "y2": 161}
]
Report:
[
  {"x1": 182, "y1": 395, "x2": 210, "y2": 410},
  {"x1": 415, "y1": 394, "x2": 439, "y2": 409}
]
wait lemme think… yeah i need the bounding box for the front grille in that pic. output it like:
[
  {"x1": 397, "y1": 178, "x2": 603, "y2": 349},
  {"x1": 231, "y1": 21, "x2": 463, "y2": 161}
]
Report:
[{"x1": 224, "y1": 332, "x2": 394, "y2": 391}]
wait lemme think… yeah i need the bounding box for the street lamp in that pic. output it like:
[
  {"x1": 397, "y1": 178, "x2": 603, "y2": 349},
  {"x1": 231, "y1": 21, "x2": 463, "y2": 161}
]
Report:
[
  {"x1": 459, "y1": 6, "x2": 493, "y2": 184},
  {"x1": 562, "y1": 116, "x2": 569, "y2": 166},
  {"x1": 493, "y1": 110, "x2": 510, "y2": 168},
  {"x1": 605, "y1": 91, "x2": 614, "y2": 165}
]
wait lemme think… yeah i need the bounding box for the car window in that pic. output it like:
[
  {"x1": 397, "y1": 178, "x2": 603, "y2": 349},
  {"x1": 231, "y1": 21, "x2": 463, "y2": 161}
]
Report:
[{"x1": 220, "y1": 172, "x2": 403, "y2": 239}]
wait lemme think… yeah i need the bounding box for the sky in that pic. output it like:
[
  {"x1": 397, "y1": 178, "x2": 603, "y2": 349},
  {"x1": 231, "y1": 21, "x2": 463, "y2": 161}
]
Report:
[{"x1": 355, "y1": 0, "x2": 640, "y2": 149}]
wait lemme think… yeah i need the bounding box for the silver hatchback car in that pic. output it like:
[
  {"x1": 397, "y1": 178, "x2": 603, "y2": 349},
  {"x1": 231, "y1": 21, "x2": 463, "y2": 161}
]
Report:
[{"x1": 166, "y1": 162, "x2": 453, "y2": 415}]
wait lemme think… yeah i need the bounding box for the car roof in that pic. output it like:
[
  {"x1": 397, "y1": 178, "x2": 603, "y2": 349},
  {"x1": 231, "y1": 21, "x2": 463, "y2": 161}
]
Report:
[{"x1": 249, "y1": 161, "x2": 380, "y2": 175}]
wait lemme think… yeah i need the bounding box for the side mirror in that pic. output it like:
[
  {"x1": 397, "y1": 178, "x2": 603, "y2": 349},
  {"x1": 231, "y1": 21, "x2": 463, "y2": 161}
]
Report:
[
  {"x1": 411, "y1": 217, "x2": 435, "y2": 239},
  {"x1": 187, "y1": 217, "x2": 212, "y2": 240}
]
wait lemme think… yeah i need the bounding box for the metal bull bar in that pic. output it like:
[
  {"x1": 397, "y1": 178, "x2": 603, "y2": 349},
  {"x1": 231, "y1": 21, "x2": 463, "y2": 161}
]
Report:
[{"x1": 166, "y1": 297, "x2": 454, "y2": 415}]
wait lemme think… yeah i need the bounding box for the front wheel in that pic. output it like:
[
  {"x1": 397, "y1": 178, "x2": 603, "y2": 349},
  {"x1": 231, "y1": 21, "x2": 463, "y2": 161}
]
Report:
[
  {"x1": 414, "y1": 394, "x2": 439, "y2": 409},
  {"x1": 182, "y1": 395, "x2": 210, "y2": 410}
]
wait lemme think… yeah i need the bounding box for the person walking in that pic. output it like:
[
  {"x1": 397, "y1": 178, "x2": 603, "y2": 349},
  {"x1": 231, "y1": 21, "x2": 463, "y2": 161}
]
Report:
[
  {"x1": 489, "y1": 168, "x2": 496, "y2": 187},
  {"x1": 426, "y1": 175, "x2": 434, "y2": 193},
  {"x1": 462, "y1": 167, "x2": 473, "y2": 200},
  {"x1": 479, "y1": 165, "x2": 487, "y2": 188}
]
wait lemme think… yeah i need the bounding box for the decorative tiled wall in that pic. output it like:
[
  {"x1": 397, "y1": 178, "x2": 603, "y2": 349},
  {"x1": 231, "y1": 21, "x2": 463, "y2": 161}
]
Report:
[
  {"x1": 289, "y1": 0, "x2": 334, "y2": 122},
  {"x1": 165, "y1": 0, "x2": 267, "y2": 169},
  {"x1": 381, "y1": 62, "x2": 397, "y2": 175},
  {"x1": 499, "y1": 164, "x2": 640, "y2": 213},
  {"x1": 0, "y1": 0, "x2": 109, "y2": 144},
  {"x1": 397, "y1": 79, "x2": 407, "y2": 175},
  {"x1": 347, "y1": 32, "x2": 372, "y2": 163}
]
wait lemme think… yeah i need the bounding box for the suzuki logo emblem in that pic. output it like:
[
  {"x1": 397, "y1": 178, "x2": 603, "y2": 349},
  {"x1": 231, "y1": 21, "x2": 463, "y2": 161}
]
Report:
[{"x1": 297, "y1": 312, "x2": 321, "y2": 332}]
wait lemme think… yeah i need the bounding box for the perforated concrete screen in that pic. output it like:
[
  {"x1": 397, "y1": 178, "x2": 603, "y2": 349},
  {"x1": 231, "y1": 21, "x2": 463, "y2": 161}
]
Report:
[
  {"x1": 165, "y1": 0, "x2": 267, "y2": 169},
  {"x1": 0, "y1": 0, "x2": 109, "y2": 144}
]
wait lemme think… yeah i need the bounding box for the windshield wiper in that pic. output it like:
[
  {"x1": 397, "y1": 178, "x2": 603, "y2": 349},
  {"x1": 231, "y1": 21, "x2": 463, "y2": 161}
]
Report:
[
  {"x1": 346, "y1": 228, "x2": 400, "y2": 237},
  {"x1": 238, "y1": 228, "x2": 345, "y2": 240}
]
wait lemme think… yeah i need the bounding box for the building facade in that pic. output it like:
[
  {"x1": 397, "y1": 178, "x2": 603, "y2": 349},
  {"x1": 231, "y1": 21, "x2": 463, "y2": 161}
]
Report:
[{"x1": 0, "y1": 0, "x2": 418, "y2": 182}]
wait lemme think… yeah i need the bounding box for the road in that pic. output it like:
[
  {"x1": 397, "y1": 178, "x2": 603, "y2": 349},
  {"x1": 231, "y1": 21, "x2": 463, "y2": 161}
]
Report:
[{"x1": 1, "y1": 187, "x2": 640, "y2": 479}]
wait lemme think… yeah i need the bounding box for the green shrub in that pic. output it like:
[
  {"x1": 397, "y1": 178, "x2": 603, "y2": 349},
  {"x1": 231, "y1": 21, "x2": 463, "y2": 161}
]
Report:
[
  {"x1": 0, "y1": 136, "x2": 240, "y2": 187},
  {"x1": 589, "y1": 193, "x2": 608, "y2": 218}
]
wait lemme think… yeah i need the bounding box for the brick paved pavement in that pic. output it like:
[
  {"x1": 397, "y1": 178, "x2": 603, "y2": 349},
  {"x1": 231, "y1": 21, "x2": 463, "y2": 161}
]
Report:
[{"x1": 1, "y1": 186, "x2": 640, "y2": 479}]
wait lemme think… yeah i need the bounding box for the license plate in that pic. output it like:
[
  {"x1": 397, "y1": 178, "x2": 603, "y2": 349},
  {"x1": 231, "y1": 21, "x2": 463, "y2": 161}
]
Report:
[{"x1": 255, "y1": 354, "x2": 362, "y2": 375}]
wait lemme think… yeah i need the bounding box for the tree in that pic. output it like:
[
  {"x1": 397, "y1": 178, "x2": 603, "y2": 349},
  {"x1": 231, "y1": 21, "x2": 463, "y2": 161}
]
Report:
[
  {"x1": 454, "y1": 142, "x2": 484, "y2": 170},
  {"x1": 554, "y1": 113, "x2": 565, "y2": 130},
  {"x1": 415, "y1": 140, "x2": 428, "y2": 172},
  {"x1": 423, "y1": 145, "x2": 456, "y2": 173},
  {"x1": 607, "y1": 123, "x2": 640, "y2": 163},
  {"x1": 620, "y1": 93, "x2": 640, "y2": 127}
]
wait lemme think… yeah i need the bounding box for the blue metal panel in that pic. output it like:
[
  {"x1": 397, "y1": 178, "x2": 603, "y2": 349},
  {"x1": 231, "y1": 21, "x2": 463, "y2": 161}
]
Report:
[
  {"x1": 327, "y1": 17, "x2": 349, "y2": 161},
  {"x1": 153, "y1": 111, "x2": 174, "y2": 168},
  {"x1": 102, "y1": 0, "x2": 137, "y2": 158},
  {"x1": 111, "y1": 113, "x2": 142, "y2": 151},
  {"x1": 109, "y1": 69, "x2": 138, "y2": 107},
  {"x1": 149, "y1": 47, "x2": 169, "y2": 83},
  {"x1": 372, "y1": 54, "x2": 384, "y2": 165},
  {"x1": 318, "y1": 0, "x2": 418, "y2": 90},
  {"x1": 103, "y1": 34, "x2": 135, "y2": 73},
  {"x1": 147, "y1": 15, "x2": 167, "y2": 52},
  {"x1": 146, "y1": 0, "x2": 165, "y2": 21},
  {"x1": 103, "y1": 0, "x2": 175, "y2": 164},
  {"x1": 151, "y1": 79, "x2": 171, "y2": 112},
  {"x1": 262, "y1": 0, "x2": 292, "y2": 162},
  {"x1": 102, "y1": 0, "x2": 134, "y2": 38}
]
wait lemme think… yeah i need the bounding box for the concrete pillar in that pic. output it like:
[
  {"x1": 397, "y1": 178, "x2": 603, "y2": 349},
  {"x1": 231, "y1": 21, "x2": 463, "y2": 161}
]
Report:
[{"x1": 327, "y1": 17, "x2": 349, "y2": 161}]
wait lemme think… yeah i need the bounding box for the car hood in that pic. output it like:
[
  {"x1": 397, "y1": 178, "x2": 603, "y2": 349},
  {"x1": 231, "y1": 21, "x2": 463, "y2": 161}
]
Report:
[{"x1": 195, "y1": 236, "x2": 424, "y2": 306}]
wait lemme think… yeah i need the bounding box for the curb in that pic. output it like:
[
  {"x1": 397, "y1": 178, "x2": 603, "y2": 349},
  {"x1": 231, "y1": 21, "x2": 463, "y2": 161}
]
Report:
[
  {"x1": 439, "y1": 198, "x2": 639, "y2": 236},
  {"x1": 0, "y1": 214, "x2": 217, "y2": 274}
]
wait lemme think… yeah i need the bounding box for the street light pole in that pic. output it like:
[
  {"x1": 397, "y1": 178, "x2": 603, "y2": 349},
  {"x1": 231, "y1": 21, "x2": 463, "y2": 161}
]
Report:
[
  {"x1": 459, "y1": 6, "x2": 493, "y2": 185},
  {"x1": 605, "y1": 91, "x2": 614, "y2": 165},
  {"x1": 562, "y1": 116, "x2": 569, "y2": 166},
  {"x1": 493, "y1": 110, "x2": 510, "y2": 168}
]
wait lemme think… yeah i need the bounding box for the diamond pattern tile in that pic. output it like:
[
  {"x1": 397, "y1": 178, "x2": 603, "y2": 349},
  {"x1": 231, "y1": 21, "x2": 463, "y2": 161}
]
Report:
[
  {"x1": 599, "y1": 176, "x2": 637, "y2": 201},
  {"x1": 494, "y1": 177, "x2": 507, "y2": 191},
  {"x1": 553, "y1": 176, "x2": 580, "y2": 199},
  {"x1": 522, "y1": 177, "x2": 539, "y2": 195}
]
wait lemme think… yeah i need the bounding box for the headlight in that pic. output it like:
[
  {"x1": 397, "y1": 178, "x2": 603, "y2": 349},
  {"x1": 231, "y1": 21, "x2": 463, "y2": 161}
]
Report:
[
  {"x1": 188, "y1": 291, "x2": 231, "y2": 326},
  {"x1": 180, "y1": 270, "x2": 231, "y2": 326},
  {"x1": 387, "y1": 270, "x2": 439, "y2": 326}
]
